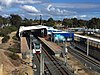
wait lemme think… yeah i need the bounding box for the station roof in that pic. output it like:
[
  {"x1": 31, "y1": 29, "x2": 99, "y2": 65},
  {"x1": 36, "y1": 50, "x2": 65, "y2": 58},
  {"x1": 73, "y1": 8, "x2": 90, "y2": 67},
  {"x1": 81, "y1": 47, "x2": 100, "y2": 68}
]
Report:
[
  {"x1": 19, "y1": 25, "x2": 48, "y2": 37},
  {"x1": 74, "y1": 34, "x2": 100, "y2": 43}
]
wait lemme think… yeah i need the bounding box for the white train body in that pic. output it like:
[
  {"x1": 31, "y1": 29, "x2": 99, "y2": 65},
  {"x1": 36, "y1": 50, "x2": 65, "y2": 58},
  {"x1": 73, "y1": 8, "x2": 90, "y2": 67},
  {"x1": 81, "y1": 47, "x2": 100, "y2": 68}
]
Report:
[{"x1": 32, "y1": 37, "x2": 41, "y2": 54}]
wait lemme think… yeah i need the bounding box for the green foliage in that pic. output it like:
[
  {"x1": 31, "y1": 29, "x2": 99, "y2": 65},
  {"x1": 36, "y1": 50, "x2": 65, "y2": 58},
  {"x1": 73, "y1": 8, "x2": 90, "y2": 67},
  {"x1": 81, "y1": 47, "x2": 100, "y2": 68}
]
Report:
[
  {"x1": 21, "y1": 18, "x2": 34, "y2": 26},
  {"x1": 8, "y1": 46, "x2": 20, "y2": 52},
  {"x1": 2, "y1": 35, "x2": 10, "y2": 43},
  {"x1": 87, "y1": 18, "x2": 100, "y2": 28},
  {"x1": 9, "y1": 52, "x2": 19, "y2": 60},
  {"x1": 8, "y1": 47, "x2": 16, "y2": 52},
  {"x1": 62, "y1": 18, "x2": 73, "y2": 27},
  {"x1": 62, "y1": 18, "x2": 100, "y2": 28},
  {"x1": 0, "y1": 31, "x2": 5, "y2": 36},
  {"x1": 46, "y1": 17, "x2": 55, "y2": 26},
  {"x1": 12, "y1": 36, "x2": 18, "y2": 41},
  {"x1": 0, "y1": 17, "x2": 3, "y2": 25},
  {"x1": 0, "y1": 26, "x2": 18, "y2": 37},
  {"x1": 0, "y1": 14, "x2": 100, "y2": 29},
  {"x1": 10, "y1": 14, "x2": 22, "y2": 27}
]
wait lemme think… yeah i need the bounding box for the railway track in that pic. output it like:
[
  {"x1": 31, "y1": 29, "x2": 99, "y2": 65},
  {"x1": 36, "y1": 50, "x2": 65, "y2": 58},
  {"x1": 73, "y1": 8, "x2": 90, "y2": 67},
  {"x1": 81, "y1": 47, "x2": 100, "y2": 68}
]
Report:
[
  {"x1": 42, "y1": 43, "x2": 74, "y2": 75},
  {"x1": 72, "y1": 40, "x2": 100, "y2": 61},
  {"x1": 35, "y1": 54, "x2": 52, "y2": 75},
  {"x1": 36, "y1": 37, "x2": 75, "y2": 75},
  {"x1": 68, "y1": 46, "x2": 100, "y2": 73}
]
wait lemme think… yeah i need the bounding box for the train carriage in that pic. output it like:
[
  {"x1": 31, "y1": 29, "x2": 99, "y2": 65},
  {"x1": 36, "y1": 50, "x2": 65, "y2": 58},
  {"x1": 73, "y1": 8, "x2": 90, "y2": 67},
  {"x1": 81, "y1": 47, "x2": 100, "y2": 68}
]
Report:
[{"x1": 32, "y1": 36, "x2": 41, "y2": 54}]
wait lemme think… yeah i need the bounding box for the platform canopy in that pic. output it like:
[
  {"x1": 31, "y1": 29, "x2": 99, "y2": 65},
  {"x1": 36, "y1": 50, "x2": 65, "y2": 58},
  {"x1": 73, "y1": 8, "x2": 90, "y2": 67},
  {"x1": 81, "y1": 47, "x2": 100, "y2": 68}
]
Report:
[
  {"x1": 19, "y1": 25, "x2": 48, "y2": 37},
  {"x1": 74, "y1": 34, "x2": 100, "y2": 43}
]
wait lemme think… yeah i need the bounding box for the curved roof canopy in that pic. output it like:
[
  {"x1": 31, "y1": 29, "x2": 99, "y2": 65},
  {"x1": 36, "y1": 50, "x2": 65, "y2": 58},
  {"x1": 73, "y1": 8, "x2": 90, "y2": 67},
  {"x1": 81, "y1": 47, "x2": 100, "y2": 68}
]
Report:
[{"x1": 19, "y1": 25, "x2": 48, "y2": 37}]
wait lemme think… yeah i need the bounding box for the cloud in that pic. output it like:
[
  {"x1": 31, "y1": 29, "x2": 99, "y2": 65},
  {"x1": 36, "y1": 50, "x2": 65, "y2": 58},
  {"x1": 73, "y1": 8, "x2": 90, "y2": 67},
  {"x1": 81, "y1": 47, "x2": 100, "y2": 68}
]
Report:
[
  {"x1": 15, "y1": 0, "x2": 41, "y2": 4},
  {"x1": 73, "y1": 15, "x2": 87, "y2": 19},
  {"x1": 79, "y1": 15, "x2": 87, "y2": 18},
  {"x1": 46, "y1": 4, "x2": 77, "y2": 16},
  {"x1": 2, "y1": 14, "x2": 9, "y2": 17},
  {"x1": 0, "y1": 6, "x2": 3, "y2": 11},
  {"x1": 50, "y1": 3, "x2": 100, "y2": 9},
  {"x1": 0, "y1": 0, "x2": 42, "y2": 6},
  {"x1": 0, "y1": 0, "x2": 12, "y2": 6},
  {"x1": 47, "y1": 4, "x2": 52, "y2": 11},
  {"x1": 21, "y1": 5, "x2": 40, "y2": 13},
  {"x1": 73, "y1": 15, "x2": 77, "y2": 18},
  {"x1": 28, "y1": 13, "x2": 43, "y2": 16},
  {"x1": 28, "y1": 13, "x2": 53, "y2": 17}
]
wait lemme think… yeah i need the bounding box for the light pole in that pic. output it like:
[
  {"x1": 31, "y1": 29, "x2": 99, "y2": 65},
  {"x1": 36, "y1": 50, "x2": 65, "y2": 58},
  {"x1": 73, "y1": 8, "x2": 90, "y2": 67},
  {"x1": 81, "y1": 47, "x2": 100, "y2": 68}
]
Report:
[{"x1": 40, "y1": 15, "x2": 42, "y2": 25}]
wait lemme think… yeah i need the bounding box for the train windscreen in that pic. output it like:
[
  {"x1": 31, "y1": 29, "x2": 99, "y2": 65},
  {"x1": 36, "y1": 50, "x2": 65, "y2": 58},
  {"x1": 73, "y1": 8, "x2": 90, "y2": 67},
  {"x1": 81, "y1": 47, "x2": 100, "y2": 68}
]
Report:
[{"x1": 35, "y1": 42, "x2": 40, "y2": 49}]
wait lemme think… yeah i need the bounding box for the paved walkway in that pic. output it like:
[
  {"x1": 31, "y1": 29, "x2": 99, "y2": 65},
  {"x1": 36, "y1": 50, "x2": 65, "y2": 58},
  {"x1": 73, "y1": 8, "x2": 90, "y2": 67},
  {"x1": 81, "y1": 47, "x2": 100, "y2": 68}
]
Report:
[
  {"x1": 0, "y1": 37, "x2": 3, "y2": 44},
  {"x1": 21, "y1": 37, "x2": 29, "y2": 53}
]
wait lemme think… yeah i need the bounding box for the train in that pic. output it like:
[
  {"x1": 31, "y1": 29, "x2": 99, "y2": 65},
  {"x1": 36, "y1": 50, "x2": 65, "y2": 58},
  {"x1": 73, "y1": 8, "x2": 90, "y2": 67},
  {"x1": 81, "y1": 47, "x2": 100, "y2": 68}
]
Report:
[{"x1": 31, "y1": 36, "x2": 41, "y2": 54}]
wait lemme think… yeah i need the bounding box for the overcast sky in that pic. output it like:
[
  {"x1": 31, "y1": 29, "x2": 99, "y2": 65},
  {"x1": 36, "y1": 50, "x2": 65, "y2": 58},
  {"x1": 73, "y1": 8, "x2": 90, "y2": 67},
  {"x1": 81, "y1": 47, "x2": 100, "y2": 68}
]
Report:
[{"x1": 0, "y1": 0, "x2": 100, "y2": 20}]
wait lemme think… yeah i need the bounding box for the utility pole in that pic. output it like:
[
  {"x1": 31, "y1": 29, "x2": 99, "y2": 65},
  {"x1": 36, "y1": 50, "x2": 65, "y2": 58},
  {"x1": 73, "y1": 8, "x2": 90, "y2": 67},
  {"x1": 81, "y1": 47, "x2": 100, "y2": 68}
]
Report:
[{"x1": 40, "y1": 15, "x2": 42, "y2": 25}]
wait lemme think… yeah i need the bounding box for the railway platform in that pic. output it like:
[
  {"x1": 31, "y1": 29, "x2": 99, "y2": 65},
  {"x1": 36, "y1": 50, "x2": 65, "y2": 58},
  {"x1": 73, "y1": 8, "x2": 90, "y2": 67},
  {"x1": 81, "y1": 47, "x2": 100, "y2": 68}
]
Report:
[
  {"x1": 21, "y1": 37, "x2": 29, "y2": 53},
  {"x1": 38, "y1": 37, "x2": 63, "y2": 57},
  {"x1": 20, "y1": 37, "x2": 34, "y2": 75}
]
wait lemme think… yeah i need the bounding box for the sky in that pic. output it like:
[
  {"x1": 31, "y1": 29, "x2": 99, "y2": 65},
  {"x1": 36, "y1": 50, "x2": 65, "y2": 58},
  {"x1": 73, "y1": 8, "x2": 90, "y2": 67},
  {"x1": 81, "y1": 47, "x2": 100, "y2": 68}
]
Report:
[{"x1": 0, "y1": 0, "x2": 100, "y2": 20}]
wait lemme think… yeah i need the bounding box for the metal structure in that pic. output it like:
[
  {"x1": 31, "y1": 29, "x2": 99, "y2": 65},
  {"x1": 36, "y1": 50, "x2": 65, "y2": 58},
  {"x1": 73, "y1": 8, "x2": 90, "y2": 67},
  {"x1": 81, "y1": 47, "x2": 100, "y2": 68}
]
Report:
[{"x1": 74, "y1": 34, "x2": 100, "y2": 56}]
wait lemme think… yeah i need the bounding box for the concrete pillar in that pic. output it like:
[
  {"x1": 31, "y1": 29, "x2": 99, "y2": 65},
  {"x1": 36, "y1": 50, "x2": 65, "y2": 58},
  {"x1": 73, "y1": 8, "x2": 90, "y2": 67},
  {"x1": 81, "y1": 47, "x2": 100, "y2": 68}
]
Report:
[
  {"x1": 42, "y1": 56, "x2": 44, "y2": 74},
  {"x1": 40, "y1": 54, "x2": 42, "y2": 75},
  {"x1": 87, "y1": 39, "x2": 89, "y2": 56},
  {"x1": 0, "y1": 64, "x2": 3, "y2": 75}
]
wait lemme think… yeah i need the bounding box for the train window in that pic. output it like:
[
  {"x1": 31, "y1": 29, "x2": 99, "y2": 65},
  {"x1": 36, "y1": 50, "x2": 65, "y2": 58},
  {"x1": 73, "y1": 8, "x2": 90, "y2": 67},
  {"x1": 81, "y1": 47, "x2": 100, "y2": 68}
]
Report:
[
  {"x1": 35, "y1": 42, "x2": 40, "y2": 49},
  {"x1": 35, "y1": 45, "x2": 40, "y2": 49}
]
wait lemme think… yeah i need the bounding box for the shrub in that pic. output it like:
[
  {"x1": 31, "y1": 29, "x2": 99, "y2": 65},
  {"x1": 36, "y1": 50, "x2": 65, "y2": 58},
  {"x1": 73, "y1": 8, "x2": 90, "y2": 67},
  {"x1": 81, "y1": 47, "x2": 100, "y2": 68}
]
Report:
[
  {"x1": 2, "y1": 35, "x2": 10, "y2": 43},
  {"x1": 0, "y1": 26, "x2": 18, "y2": 37},
  {"x1": 8, "y1": 47, "x2": 20, "y2": 53},
  {"x1": 9, "y1": 52, "x2": 19, "y2": 60},
  {"x1": 12, "y1": 36, "x2": 18, "y2": 41}
]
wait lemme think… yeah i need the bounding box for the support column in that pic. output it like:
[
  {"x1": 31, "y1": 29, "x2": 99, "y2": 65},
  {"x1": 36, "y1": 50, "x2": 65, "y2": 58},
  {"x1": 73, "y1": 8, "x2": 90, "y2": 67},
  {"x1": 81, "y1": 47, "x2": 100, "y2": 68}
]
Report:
[
  {"x1": 63, "y1": 42, "x2": 68, "y2": 66},
  {"x1": 42, "y1": 56, "x2": 44, "y2": 74},
  {"x1": 40, "y1": 54, "x2": 42, "y2": 75},
  {"x1": 87, "y1": 39, "x2": 89, "y2": 56}
]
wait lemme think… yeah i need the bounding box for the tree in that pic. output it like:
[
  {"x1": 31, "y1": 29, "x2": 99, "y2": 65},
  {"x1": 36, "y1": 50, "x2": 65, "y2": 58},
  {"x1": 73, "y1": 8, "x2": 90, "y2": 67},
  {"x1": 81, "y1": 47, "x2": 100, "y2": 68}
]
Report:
[
  {"x1": 71, "y1": 18, "x2": 78, "y2": 27},
  {"x1": 78, "y1": 20, "x2": 87, "y2": 27},
  {"x1": 10, "y1": 14, "x2": 22, "y2": 27},
  {"x1": 87, "y1": 18, "x2": 100, "y2": 29},
  {"x1": 62, "y1": 18, "x2": 73, "y2": 27},
  {"x1": 22, "y1": 18, "x2": 34, "y2": 26},
  {"x1": 46, "y1": 17, "x2": 55, "y2": 26},
  {"x1": 0, "y1": 16, "x2": 3, "y2": 26}
]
